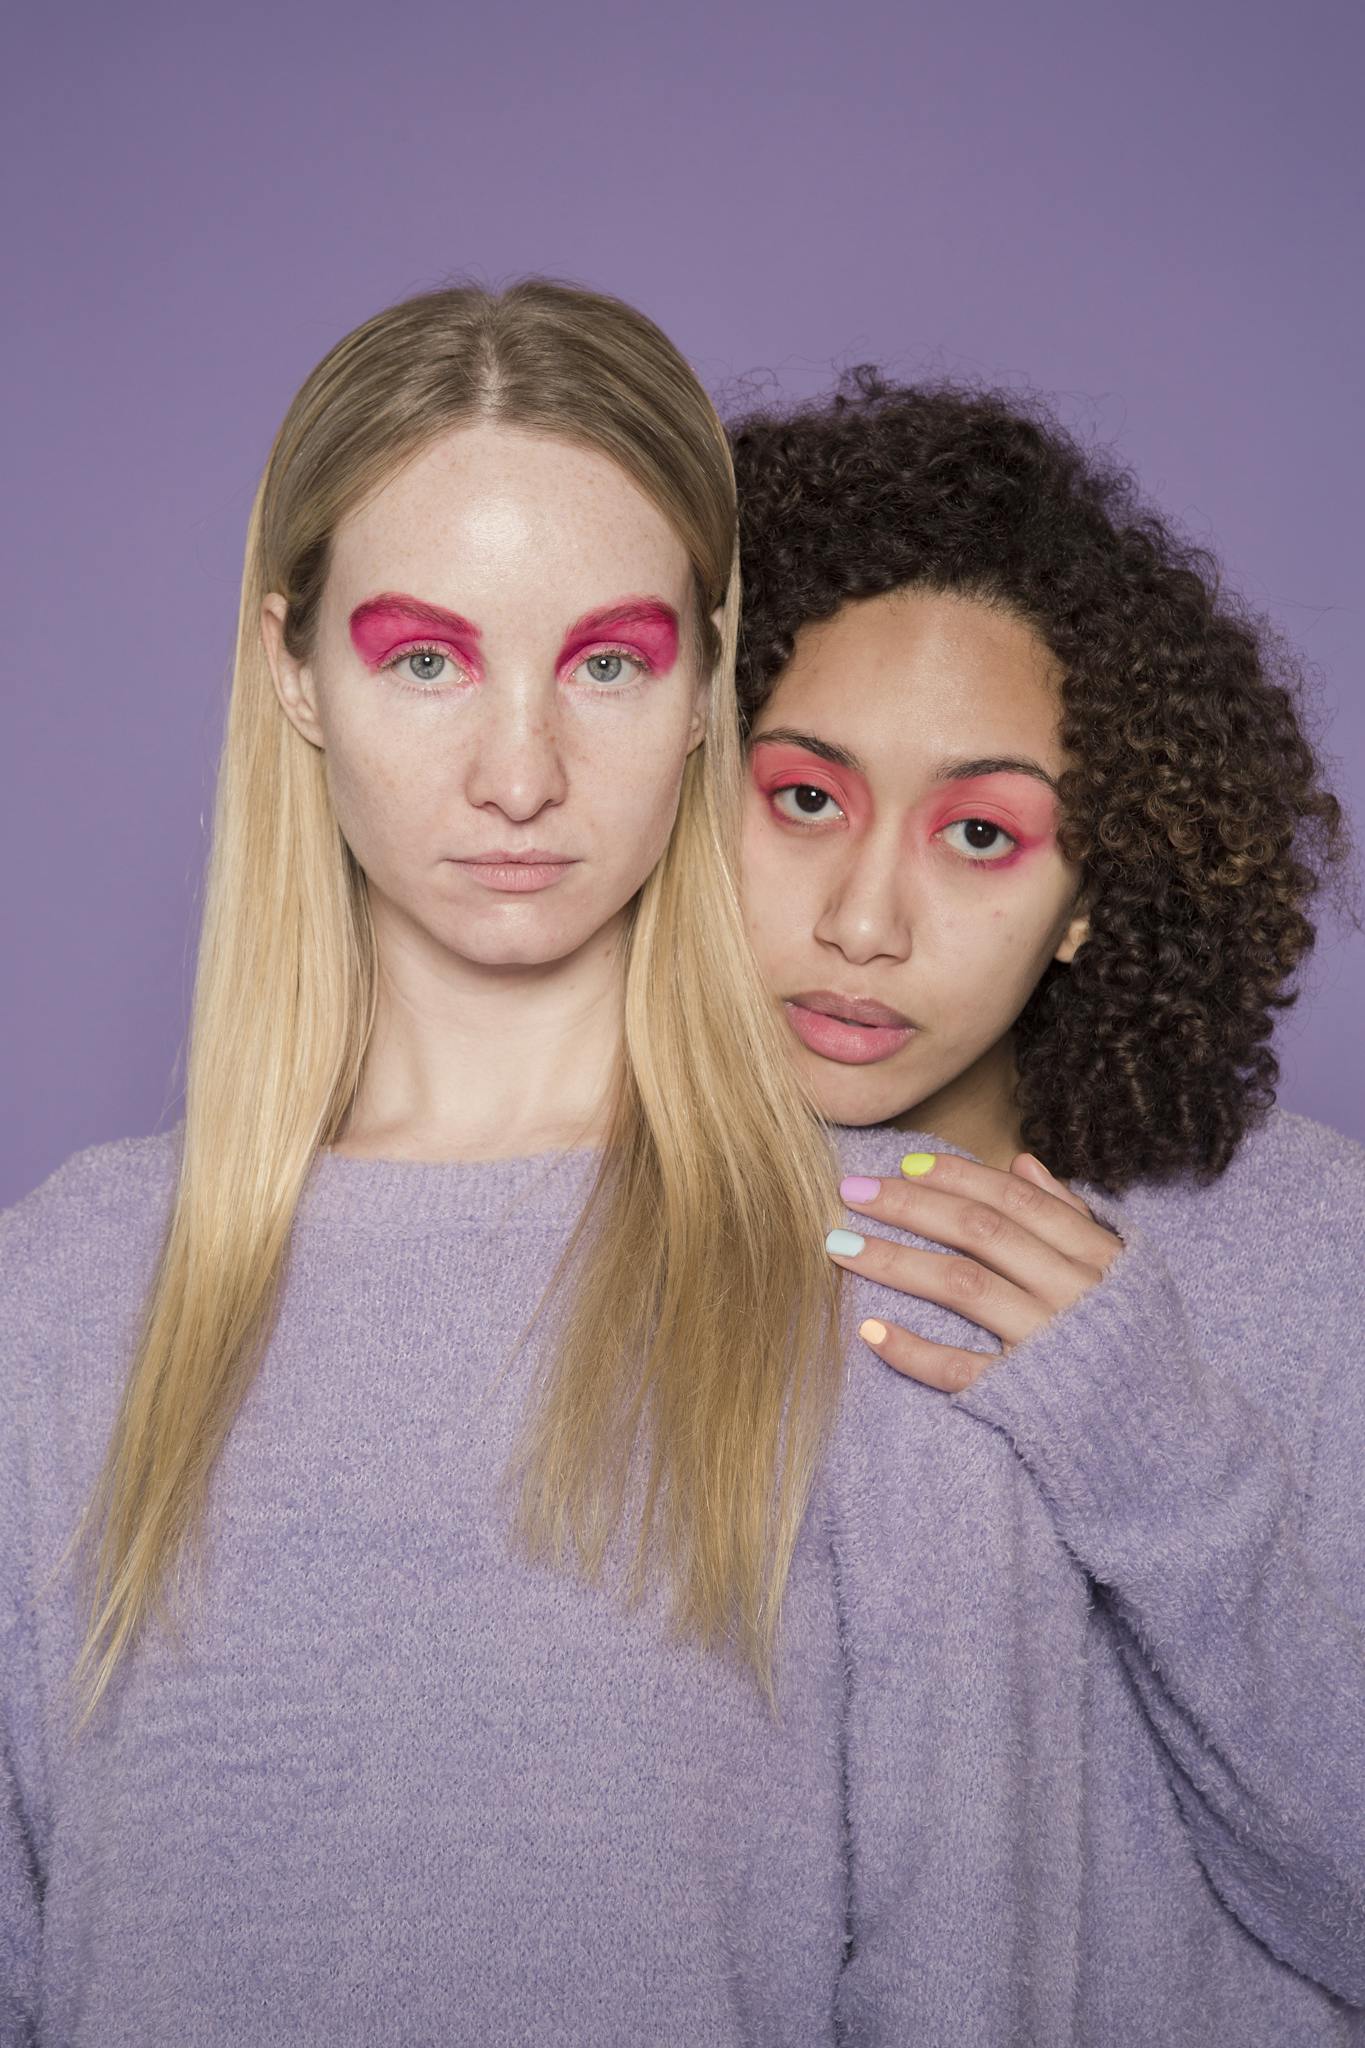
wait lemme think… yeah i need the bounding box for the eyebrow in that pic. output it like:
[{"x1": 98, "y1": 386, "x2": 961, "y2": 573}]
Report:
[
  {"x1": 752, "y1": 727, "x2": 866, "y2": 773},
  {"x1": 751, "y1": 728, "x2": 1058, "y2": 793},
  {"x1": 938, "y1": 754, "x2": 1060, "y2": 793},
  {"x1": 348, "y1": 593, "x2": 483, "y2": 640},
  {"x1": 561, "y1": 597, "x2": 679, "y2": 640}
]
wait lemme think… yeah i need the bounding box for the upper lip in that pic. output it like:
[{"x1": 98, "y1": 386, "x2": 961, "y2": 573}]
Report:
[
  {"x1": 456, "y1": 849, "x2": 576, "y2": 864},
  {"x1": 787, "y1": 989, "x2": 916, "y2": 1029}
]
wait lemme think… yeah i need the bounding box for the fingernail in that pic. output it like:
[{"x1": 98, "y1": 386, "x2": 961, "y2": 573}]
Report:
[
  {"x1": 860, "y1": 1319, "x2": 888, "y2": 1345},
  {"x1": 826, "y1": 1229, "x2": 866, "y2": 1257},
  {"x1": 900, "y1": 1153, "x2": 936, "y2": 1177},
  {"x1": 839, "y1": 1175, "x2": 881, "y2": 1203}
]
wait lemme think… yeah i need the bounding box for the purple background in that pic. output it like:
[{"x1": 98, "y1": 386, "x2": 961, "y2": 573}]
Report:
[{"x1": 5, "y1": 0, "x2": 1362, "y2": 1207}]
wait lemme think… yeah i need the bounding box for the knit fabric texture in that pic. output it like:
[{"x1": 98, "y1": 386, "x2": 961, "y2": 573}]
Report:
[{"x1": 2, "y1": 1109, "x2": 1362, "y2": 2044}]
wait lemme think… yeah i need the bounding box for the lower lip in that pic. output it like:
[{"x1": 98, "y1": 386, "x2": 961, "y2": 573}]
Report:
[
  {"x1": 785, "y1": 1001, "x2": 916, "y2": 1066},
  {"x1": 453, "y1": 860, "x2": 577, "y2": 893}
]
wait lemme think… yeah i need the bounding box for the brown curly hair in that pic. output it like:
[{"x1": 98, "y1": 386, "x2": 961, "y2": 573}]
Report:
[{"x1": 729, "y1": 370, "x2": 1354, "y2": 1191}]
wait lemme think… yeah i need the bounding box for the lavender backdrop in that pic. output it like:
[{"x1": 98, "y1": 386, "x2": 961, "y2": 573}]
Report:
[{"x1": 5, "y1": 0, "x2": 1362, "y2": 1205}]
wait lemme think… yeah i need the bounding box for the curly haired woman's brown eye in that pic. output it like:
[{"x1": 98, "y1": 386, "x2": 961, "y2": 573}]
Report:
[
  {"x1": 942, "y1": 818, "x2": 1017, "y2": 860},
  {"x1": 773, "y1": 784, "x2": 843, "y2": 822}
]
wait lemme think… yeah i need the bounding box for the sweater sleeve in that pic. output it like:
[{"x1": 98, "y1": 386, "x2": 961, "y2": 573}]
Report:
[
  {"x1": 1, "y1": 1429, "x2": 42, "y2": 2045},
  {"x1": 1, "y1": 1204, "x2": 44, "y2": 2047},
  {"x1": 953, "y1": 1213, "x2": 1365, "y2": 2006}
]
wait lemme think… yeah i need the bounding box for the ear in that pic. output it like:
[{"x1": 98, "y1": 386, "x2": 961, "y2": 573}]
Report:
[
  {"x1": 1053, "y1": 904, "x2": 1090, "y2": 965},
  {"x1": 686, "y1": 602, "x2": 724, "y2": 753},
  {"x1": 687, "y1": 670, "x2": 711, "y2": 753},
  {"x1": 261, "y1": 593, "x2": 326, "y2": 751}
]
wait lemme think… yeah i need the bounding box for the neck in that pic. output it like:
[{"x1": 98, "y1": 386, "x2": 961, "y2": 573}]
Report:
[
  {"x1": 891, "y1": 1033, "x2": 1025, "y2": 1170},
  {"x1": 334, "y1": 896, "x2": 626, "y2": 1163}
]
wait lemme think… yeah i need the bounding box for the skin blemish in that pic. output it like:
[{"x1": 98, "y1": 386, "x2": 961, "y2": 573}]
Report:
[
  {"x1": 749, "y1": 733, "x2": 872, "y2": 830},
  {"x1": 555, "y1": 597, "x2": 680, "y2": 680},
  {"x1": 348, "y1": 594, "x2": 485, "y2": 680}
]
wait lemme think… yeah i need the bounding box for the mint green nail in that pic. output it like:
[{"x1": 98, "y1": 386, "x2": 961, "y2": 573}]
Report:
[{"x1": 826, "y1": 1228, "x2": 866, "y2": 1258}]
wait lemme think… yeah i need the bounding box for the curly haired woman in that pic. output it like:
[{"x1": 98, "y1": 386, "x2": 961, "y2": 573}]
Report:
[{"x1": 731, "y1": 374, "x2": 1365, "y2": 2038}]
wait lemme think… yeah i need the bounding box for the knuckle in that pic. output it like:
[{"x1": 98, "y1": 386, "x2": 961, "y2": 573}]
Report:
[
  {"x1": 1000, "y1": 1177, "x2": 1050, "y2": 1225},
  {"x1": 960, "y1": 1199, "x2": 1007, "y2": 1251},
  {"x1": 945, "y1": 1256, "x2": 989, "y2": 1306}
]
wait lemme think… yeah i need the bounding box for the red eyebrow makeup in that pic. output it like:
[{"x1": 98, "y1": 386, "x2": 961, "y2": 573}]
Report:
[
  {"x1": 348, "y1": 594, "x2": 485, "y2": 679},
  {"x1": 555, "y1": 598, "x2": 679, "y2": 678}
]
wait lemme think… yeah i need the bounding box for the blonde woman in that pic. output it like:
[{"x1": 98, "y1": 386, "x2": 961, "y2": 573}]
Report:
[{"x1": 1, "y1": 280, "x2": 1083, "y2": 2044}]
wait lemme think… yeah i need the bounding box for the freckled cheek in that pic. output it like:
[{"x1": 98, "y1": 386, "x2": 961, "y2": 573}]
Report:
[{"x1": 321, "y1": 722, "x2": 449, "y2": 872}]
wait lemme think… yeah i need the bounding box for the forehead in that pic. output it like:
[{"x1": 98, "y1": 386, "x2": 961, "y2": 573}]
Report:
[
  {"x1": 326, "y1": 420, "x2": 692, "y2": 613},
  {"x1": 761, "y1": 588, "x2": 1066, "y2": 765}
]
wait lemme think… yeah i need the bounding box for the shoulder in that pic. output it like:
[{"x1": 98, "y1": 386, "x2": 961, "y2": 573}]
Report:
[
  {"x1": 1, "y1": 1128, "x2": 180, "y2": 1267},
  {"x1": 828, "y1": 1120, "x2": 978, "y2": 1181},
  {"x1": 1193, "y1": 1107, "x2": 1362, "y2": 1197},
  {"x1": 1112, "y1": 1107, "x2": 1365, "y2": 1268},
  {"x1": 0, "y1": 1129, "x2": 180, "y2": 1382},
  {"x1": 1100, "y1": 1109, "x2": 1363, "y2": 1422}
]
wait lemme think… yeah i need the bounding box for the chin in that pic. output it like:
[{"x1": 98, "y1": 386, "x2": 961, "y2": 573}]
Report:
[{"x1": 795, "y1": 1048, "x2": 914, "y2": 1129}]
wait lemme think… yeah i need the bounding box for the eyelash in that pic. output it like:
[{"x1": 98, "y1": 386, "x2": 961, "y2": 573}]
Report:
[
  {"x1": 377, "y1": 641, "x2": 475, "y2": 694},
  {"x1": 767, "y1": 785, "x2": 1021, "y2": 862},
  {"x1": 938, "y1": 816, "x2": 1020, "y2": 863},
  {"x1": 376, "y1": 642, "x2": 653, "y2": 695},
  {"x1": 768, "y1": 783, "x2": 847, "y2": 824},
  {"x1": 566, "y1": 644, "x2": 653, "y2": 694}
]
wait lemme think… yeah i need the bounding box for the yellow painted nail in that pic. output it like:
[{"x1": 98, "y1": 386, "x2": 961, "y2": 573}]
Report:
[
  {"x1": 860, "y1": 1318, "x2": 888, "y2": 1345},
  {"x1": 900, "y1": 1152, "x2": 936, "y2": 1177}
]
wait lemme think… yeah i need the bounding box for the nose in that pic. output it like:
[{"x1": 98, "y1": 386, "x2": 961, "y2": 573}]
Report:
[
  {"x1": 813, "y1": 826, "x2": 914, "y2": 967},
  {"x1": 462, "y1": 674, "x2": 569, "y2": 824}
]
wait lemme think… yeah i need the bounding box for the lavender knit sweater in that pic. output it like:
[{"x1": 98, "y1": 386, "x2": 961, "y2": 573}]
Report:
[{"x1": 2, "y1": 1110, "x2": 1363, "y2": 2044}]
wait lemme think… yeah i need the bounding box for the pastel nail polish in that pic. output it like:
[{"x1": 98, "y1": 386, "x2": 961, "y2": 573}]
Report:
[
  {"x1": 900, "y1": 1153, "x2": 936, "y2": 1177},
  {"x1": 839, "y1": 1175, "x2": 881, "y2": 1203},
  {"x1": 860, "y1": 1319, "x2": 888, "y2": 1344},
  {"x1": 825, "y1": 1229, "x2": 866, "y2": 1258}
]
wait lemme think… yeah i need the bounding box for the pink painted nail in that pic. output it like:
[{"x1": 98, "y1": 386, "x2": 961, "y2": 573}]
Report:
[{"x1": 840, "y1": 1175, "x2": 881, "y2": 1203}]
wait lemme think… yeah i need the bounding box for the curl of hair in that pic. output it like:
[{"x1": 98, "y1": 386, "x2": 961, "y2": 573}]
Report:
[{"x1": 730, "y1": 370, "x2": 1354, "y2": 1190}]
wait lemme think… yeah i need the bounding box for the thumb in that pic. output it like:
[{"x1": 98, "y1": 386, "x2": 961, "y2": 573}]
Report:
[{"x1": 1010, "y1": 1151, "x2": 1093, "y2": 1218}]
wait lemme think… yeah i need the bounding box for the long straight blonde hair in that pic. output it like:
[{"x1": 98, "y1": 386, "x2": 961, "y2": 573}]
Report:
[{"x1": 71, "y1": 279, "x2": 842, "y2": 1722}]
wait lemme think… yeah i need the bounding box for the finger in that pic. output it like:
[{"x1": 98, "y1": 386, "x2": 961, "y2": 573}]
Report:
[
  {"x1": 837, "y1": 1174, "x2": 1104, "y2": 1312},
  {"x1": 857, "y1": 1316, "x2": 998, "y2": 1393},
  {"x1": 825, "y1": 1229, "x2": 1048, "y2": 1347},
  {"x1": 1009, "y1": 1151, "x2": 1093, "y2": 1218},
  {"x1": 879, "y1": 1150, "x2": 1119, "y2": 1272}
]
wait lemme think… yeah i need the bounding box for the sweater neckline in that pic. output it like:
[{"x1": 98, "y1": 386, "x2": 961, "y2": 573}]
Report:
[{"x1": 295, "y1": 1140, "x2": 603, "y2": 1232}]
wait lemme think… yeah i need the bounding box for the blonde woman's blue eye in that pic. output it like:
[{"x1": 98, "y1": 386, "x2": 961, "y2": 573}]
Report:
[
  {"x1": 578, "y1": 652, "x2": 639, "y2": 687},
  {"x1": 400, "y1": 650, "x2": 448, "y2": 685},
  {"x1": 942, "y1": 818, "x2": 1017, "y2": 858},
  {"x1": 773, "y1": 784, "x2": 842, "y2": 822}
]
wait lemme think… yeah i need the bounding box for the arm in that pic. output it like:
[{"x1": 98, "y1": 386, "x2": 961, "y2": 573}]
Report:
[
  {"x1": 826, "y1": 1356, "x2": 1096, "y2": 2043},
  {"x1": 952, "y1": 1224, "x2": 1365, "y2": 2004},
  {"x1": 1, "y1": 1207, "x2": 44, "y2": 2047},
  {"x1": 832, "y1": 1146, "x2": 1365, "y2": 2007},
  {"x1": 1, "y1": 1471, "x2": 42, "y2": 2046}
]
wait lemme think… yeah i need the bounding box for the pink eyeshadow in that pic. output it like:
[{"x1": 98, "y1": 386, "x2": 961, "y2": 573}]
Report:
[
  {"x1": 749, "y1": 742, "x2": 870, "y2": 827},
  {"x1": 925, "y1": 773, "x2": 1059, "y2": 851},
  {"x1": 348, "y1": 594, "x2": 484, "y2": 680},
  {"x1": 555, "y1": 599, "x2": 679, "y2": 678}
]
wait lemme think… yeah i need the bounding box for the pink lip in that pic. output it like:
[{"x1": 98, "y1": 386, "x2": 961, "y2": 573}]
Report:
[
  {"x1": 453, "y1": 850, "x2": 578, "y2": 894},
  {"x1": 784, "y1": 990, "x2": 917, "y2": 1066}
]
